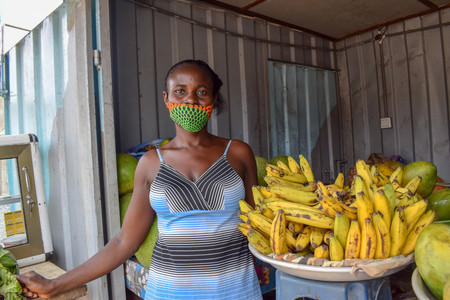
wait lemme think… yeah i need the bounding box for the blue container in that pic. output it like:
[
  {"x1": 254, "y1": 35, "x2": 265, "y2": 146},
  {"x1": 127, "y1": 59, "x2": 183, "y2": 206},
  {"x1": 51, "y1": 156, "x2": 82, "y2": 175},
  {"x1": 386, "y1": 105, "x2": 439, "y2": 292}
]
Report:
[{"x1": 276, "y1": 270, "x2": 391, "y2": 300}]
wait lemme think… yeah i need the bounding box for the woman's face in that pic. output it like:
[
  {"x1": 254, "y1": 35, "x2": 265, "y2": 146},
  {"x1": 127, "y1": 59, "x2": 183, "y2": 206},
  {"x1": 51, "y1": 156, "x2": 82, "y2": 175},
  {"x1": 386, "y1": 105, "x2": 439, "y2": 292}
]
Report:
[{"x1": 163, "y1": 64, "x2": 217, "y2": 106}]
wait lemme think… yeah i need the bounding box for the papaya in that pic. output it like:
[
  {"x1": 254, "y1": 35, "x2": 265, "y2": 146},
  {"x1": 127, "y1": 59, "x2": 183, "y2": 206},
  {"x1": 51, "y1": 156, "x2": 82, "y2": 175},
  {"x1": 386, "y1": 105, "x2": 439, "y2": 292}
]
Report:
[
  {"x1": 427, "y1": 188, "x2": 450, "y2": 221},
  {"x1": 415, "y1": 222, "x2": 450, "y2": 300},
  {"x1": 255, "y1": 156, "x2": 269, "y2": 187},
  {"x1": 269, "y1": 155, "x2": 289, "y2": 167},
  {"x1": 117, "y1": 153, "x2": 138, "y2": 196},
  {"x1": 401, "y1": 161, "x2": 437, "y2": 198}
]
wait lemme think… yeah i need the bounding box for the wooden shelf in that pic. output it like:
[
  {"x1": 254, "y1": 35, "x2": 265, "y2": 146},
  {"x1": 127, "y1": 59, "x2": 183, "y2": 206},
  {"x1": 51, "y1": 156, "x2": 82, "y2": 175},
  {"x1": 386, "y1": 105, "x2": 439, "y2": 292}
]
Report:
[{"x1": 19, "y1": 262, "x2": 87, "y2": 300}]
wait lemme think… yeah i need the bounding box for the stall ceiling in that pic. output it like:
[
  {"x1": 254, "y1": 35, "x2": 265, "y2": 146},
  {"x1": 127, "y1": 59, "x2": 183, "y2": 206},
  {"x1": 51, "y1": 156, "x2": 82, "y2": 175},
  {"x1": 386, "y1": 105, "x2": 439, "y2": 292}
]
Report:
[{"x1": 197, "y1": 0, "x2": 450, "y2": 40}]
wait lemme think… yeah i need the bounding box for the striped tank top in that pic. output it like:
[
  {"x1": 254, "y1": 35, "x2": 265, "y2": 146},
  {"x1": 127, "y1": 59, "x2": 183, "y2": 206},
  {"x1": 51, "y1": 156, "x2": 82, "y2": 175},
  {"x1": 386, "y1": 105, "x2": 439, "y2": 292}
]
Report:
[{"x1": 145, "y1": 140, "x2": 262, "y2": 300}]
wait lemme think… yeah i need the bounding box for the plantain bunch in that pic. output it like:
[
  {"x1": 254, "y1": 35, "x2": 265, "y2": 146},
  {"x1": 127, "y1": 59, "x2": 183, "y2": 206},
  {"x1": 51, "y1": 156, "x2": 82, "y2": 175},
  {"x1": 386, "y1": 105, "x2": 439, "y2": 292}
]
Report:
[{"x1": 237, "y1": 155, "x2": 436, "y2": 262}]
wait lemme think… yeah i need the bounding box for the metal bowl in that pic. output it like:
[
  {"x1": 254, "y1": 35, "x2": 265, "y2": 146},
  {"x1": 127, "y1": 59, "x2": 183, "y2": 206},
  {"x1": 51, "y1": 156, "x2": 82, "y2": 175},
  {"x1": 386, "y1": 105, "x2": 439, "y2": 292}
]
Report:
[
  {"x1": 249, "y1": 244, "x2": 413, "y2": 282},
  {"x1": 411, "y1": 268, "x2": 438, "y2": 300}
]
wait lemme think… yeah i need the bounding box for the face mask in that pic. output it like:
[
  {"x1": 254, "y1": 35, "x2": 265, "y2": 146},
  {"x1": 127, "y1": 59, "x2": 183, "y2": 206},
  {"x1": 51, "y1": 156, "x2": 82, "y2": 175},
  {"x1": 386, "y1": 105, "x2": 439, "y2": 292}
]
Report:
[{"x1": 166, "y1": 102, "x2": 214, "y2": 132}]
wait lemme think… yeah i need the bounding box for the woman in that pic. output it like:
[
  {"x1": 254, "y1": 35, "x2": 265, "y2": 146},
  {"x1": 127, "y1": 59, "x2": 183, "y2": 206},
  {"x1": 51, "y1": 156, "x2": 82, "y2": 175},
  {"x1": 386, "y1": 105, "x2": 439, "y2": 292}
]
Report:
[{"x1": 18, "y1": 59, "x2": 263, "y2": 300}]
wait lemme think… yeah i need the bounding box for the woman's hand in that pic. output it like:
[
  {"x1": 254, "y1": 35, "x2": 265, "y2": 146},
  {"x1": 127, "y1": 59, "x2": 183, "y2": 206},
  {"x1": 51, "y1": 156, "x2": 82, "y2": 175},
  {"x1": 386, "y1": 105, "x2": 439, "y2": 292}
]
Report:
[{"x1": 16, "y1": 271, "x2": 54, "y2": 299}]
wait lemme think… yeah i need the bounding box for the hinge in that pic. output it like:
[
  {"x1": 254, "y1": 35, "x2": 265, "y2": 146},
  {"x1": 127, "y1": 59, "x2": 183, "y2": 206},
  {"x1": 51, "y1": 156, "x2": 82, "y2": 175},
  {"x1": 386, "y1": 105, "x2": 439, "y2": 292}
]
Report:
[{"x1": 93, "y1": 49, "x2": 102, "y2": 70}]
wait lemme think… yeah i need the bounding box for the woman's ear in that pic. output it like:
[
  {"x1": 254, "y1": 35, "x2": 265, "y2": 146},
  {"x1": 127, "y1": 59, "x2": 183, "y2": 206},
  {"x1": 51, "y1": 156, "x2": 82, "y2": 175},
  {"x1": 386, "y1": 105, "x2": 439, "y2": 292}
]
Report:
[{"x1": 163, "y1": 91, "x2": 168, "y2": 103}]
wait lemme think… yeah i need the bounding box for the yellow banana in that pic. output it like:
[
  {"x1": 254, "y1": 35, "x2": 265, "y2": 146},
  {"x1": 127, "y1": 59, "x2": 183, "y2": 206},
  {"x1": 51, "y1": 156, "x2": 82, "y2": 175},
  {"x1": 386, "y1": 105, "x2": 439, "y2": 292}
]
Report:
[
  {"x1": 404, "y1": 175, "x2": 422, "y2": 195},
  {"x1": 401, "y1": 210, "x2": 436, "y2": 255},
  {"x1": 334, "y1": 173, "x2": 345, "y2": 189},
  {"x1": 345, "y1": 219, "x2": 361, "y2": 259},
  {"x1": 299, "y1": 154, "x2": 315, "y2": 183},
  {"x1": 314, "y1": 244, "x2": 330, "y2": 259},
  {"x1": 375, "y1": 163, "x2": 394, "y2": 178},
  {"x1": 285, "y1": 228, "x2": 297, "y2": 252},
  {"x1": 283, "y1": 207, "x2": 335, "y2": 229},
  {"x1": 353, "y1": 175, "x2": 370, "y2": 200},
  {"x1": 372, "y1": 166, "x2": 391, "y2": 187},
  {"x1": 277, "y1": 160, "x2": 291, "y2": 173},
  {"x1": 260, "y1": 207, "x2": 275, "y2": 220},
  {"x1": 264, "y1": 200, "x2": 326, "y2": 215},
  {"x1": 266, "y1": 164, "x2": 308, "y2": 184},
  {"x1": 310, "y1": 227, "x2": 327, "y2": 249},
  {"x1": 389, "y1": 166, "x2": 403, "y2": 190},
  {"x1": 239, "y1": 199, "x2": 254, "y2": 214},
  {"x1": 252, "y1": 186, "x2": 266, "y2": 206},
  {"x1": 360, "y1": 217, "x2": 376, "y2": 259},
  {"x1": 318, "y1": 197, "x2": 337, "y2": 218},
  {"x1": 384, "y1": 183, "x2": 397, "y2": 218},
  {"x1": 319, "y1": 194, "x2": 357, "y2": 220},
  {"x1": 334, "y1": 211, "x2": 350, "y2": 250},
  {"x1": 264, "y1": 176, "x2": 309, "y2": 190},
  {"x1": 372, "y1": 212, "x2": 391, "y2": 259},
  {"x1": 270, "y1": 209, "x2": 288, "y2": 255},
  {"x1": 287, "y1": 156, "x2": 302, "y2": 174},
  {"x1": 259, "y1": 186, "x2": 274, "y2": 198},
  {"x1": 373, "y1": 187, "x2": 391, "y2": 231},
  {"x1": 403, "y1": 199, "x2": 428, "y2": 233},
  {"x1": 316, "y1": 181, "x2": 333, "y2": 197},
  {"x1": 287, "y1": 221, "x2": 304, "y2": 233},
  {"x1": 389, "y1": 206, "x2": 407, "y2": 257},
  {"x1": 247, "y1": 211, "x2": 272, "y2": 237},
  {"x1": 355, "y1": 160, "x2": 373, "y2": 187},
  {"x1": 267, "y1": 185, "x2": 318, "y2": 205},
  {"x1": 329, "y1": 232, "x2": 344, "y2": 261},
  {"x1": 247, "y1": 228, "x2": 272, "y2": 254},
  {"x1": 238, "y1": 211, "x2": 249, "y2": 223},
  {"x1": 295, "y1": 225, "x2": 312, "y2": 251},
  {"x1": 356, "y1": 191, "x2": 374, "y2": 229},
  {"x1": 237, "y1": 222, "x2": 251, "y2": 236},
  {"x1": 323, "y1": 229, "x2": 333, "y2": 246}
]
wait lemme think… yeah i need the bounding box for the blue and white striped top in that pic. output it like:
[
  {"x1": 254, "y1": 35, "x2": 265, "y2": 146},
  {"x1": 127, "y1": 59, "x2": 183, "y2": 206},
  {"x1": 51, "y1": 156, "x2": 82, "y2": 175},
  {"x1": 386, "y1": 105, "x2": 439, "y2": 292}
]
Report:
[{"x1": 145, "y1": 140, "x2": 262, "y2": 300}]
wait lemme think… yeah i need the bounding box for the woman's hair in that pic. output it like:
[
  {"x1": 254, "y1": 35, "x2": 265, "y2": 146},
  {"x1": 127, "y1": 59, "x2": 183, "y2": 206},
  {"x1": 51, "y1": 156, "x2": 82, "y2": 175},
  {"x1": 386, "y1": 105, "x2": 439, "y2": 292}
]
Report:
[{"x1": 164, "y1": 59, "x2": 226, "y2": 115}]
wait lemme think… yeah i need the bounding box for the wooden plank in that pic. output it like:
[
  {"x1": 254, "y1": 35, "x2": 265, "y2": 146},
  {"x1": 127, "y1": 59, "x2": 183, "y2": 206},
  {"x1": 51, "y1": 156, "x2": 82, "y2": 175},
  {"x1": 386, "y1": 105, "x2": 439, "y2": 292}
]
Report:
[
  {"x1": 173, "y1": 1, "x2": 194, "y2": 61},
  {"x1": 136, "y1": 5, "x2": 159, "y2": 143},
  {"x1": 346, "y1": 36, "x2": 368, "y2": 162},
  {"x1": 253, "y1": 19, "x2": 270, "y2": 158},
  {"x1": 381, "y1": 32, "x2": 411, "y2": 158},
  {"x1": 153, "y1": 2, "x2": 177, "y2": 140},
  {"x1": 209, "y1": 10, "x2": 230, "y2": 139},
  {"x1": 336, "y1": 40, "x2": 354, "y2": 172},
  {"x1": 423, "y1": 25, "x2": 450, "y2": 172},
  {"x1": 20, "y1": 262, "x2": 87, "y2": 300},
  {"x1": 406, "y1": 30, "x2": 431, "y2": 162},
  {"x1": 267, "y1": 24, "x2": 282, "y2": 61},
  {"x1": 225, "y1": 14, "x2": 244, "y2": 141},
  {"x1": 114, "y1": 0, "x2": 141, "y2": 151}
]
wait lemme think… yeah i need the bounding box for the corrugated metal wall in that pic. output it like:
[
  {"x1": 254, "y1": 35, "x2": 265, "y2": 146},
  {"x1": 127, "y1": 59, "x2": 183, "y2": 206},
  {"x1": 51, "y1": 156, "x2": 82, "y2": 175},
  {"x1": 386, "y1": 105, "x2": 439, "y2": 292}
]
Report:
[
  {"x1": 111, "y1": 0, "x2": 336, "y2": 172},
  {"x1": 3, "y1": 0, "x2": 122, "y2": 298},
  {"x1": 337, "y1": 8, "x2": 450, "y2": 181}
]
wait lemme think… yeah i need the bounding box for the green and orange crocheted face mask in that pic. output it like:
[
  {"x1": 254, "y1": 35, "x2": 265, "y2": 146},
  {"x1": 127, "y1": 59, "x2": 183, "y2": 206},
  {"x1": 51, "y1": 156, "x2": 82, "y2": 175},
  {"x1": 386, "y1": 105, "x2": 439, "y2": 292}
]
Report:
[{"x1": 166, "y1": 102, "x2": 214, "y2": 132}]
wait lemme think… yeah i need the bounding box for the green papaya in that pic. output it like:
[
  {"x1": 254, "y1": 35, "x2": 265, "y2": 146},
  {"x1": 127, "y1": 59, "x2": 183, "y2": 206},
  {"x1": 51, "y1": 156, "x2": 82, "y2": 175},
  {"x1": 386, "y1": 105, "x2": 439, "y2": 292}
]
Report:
[
  {"x1": 255, "y1": 156, "x2": 269, "y2": 186},
  {"x1": 427, "y1": 189, "x2": 450, "y2": 221},
  {"x1": 415, "y1": 223, "x2": 450, "y2": 300},
  {"x1": 401, "y1": 161, "x2": 437, "y2": 198}
]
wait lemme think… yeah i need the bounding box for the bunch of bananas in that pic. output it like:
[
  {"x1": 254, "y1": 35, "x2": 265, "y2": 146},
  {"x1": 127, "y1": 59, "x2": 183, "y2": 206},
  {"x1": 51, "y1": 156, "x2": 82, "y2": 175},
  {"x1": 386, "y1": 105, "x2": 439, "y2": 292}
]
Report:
[{"x1": 237, "y1": 155, "x2": 437, "y2": 261}]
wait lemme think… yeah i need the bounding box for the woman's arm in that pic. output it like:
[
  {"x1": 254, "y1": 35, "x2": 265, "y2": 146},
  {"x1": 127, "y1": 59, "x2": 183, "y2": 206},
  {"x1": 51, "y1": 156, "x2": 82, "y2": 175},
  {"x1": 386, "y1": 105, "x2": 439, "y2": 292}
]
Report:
[
  {"x1": 227, "y1": 140, "x2": 258, "y2": 208},
  {"x1": 17, "y1": 152, "x2": 159, "y2": 298}
]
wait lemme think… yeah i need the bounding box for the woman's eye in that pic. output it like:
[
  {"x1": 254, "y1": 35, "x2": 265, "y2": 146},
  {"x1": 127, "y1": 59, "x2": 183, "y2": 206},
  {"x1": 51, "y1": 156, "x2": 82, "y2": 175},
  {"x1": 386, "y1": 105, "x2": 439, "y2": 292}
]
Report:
[
  {"x1": 174, "y1": 89, "x2": 184, "y2": 95},
  {"x1": 197, "y1": 90, "x2": 207, "y2": 96}
]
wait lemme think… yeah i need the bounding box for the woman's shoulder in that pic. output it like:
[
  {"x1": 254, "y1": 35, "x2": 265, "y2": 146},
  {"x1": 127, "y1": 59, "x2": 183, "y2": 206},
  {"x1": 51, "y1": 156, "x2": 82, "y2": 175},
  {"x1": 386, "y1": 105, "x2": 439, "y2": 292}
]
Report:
[{"x1": 228, "y1": 139, "x2": 254, "y2": 157}]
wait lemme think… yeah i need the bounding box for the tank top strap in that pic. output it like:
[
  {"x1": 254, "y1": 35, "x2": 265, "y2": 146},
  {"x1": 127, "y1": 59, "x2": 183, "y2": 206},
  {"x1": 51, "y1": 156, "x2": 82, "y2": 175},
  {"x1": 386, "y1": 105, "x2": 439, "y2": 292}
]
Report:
[
  {"x1": 224, "y1": 139, "x2": 233, "y2": 155},
  {"x1": 156, "y1": 148, "x2": 164, "y2": 162}
]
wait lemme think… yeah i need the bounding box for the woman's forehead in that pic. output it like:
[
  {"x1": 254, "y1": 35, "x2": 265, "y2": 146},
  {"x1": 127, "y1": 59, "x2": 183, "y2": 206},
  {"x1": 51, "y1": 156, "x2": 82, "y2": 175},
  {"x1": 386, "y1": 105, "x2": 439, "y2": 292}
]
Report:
[{"x1": 167, "y1": 64, "x2": 213, "y2": 86}]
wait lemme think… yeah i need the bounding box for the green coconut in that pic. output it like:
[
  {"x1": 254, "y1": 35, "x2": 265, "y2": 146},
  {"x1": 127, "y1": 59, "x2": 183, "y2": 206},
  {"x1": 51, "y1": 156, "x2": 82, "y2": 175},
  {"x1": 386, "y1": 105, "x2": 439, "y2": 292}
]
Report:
[
  {"x1": 269, "y1": 155, "x2": 289, "y2": 167},
  {"x1": 119, "y1": 192, "x2": 158, "y2": 268},
  {"x1": 415, "y1": 222, "x2": 450, "y2": 300},
  {"x1": 255, "y1": 156, "x2": 269, "y2": 186},
  {"x1": 117, "y1": 153, "x2": 138, "y2": 196},
  {"x1": 401, "y1": 161, "x2": 437, "y2": 198}
]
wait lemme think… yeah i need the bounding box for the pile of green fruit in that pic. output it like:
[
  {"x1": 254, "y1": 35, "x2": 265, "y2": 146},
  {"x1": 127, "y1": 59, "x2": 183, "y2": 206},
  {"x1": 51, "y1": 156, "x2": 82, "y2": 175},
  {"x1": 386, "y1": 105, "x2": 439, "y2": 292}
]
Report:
[{"x1": 0, "y1": 247, "x2": 22, "y2": 299}]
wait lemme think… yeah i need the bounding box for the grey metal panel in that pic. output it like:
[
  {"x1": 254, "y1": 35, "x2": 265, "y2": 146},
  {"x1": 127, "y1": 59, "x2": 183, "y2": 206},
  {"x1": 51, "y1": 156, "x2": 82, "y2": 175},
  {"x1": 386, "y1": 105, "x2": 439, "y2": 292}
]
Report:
[
  {"x1": 337, "y1": 8, "x2": 450, "y2": 181},
  {"x1": 136, "y1": 5, "x2": 159, "y2": 142}
]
